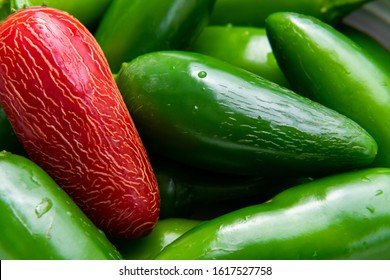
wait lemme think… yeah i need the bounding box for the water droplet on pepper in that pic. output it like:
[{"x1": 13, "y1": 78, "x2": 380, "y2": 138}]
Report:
[
  {"x1": 375, "y1": 189, "x2": 384, "y2": 196},
  {"x1": 197, "y1": 71, "x2": 207, "y2": 78},
  {"x1": 35, "y1": 198, "x2": 53, "y2": 218}
]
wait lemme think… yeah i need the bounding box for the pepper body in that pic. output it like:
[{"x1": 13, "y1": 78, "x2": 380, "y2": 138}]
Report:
[
  {"x1": 191, "y1": 26, "x2": 290, "y2": 88},
  {"x1": 152, "y1": 154, "x2": 312, "y2": 219},
  {"x1": 112, "y1": 218, "x2": 201, "y2": 260},
  {"x1": 266, "y1": 12, "x2": 390, "y2": 168},
  {"x1": 0, "y1": 7, "x2": 159, "y2": 238},
  {"x1": 116, "y1": 50, "x2": 377, "y2": 177},
  {"x1": 155, "y1": 168, "x2": 390, "y2": 260},
  {"x1": 0, "y1": 152, "x2": 122, "y2": 260},
  {"x1": 0, "y1": 0, "x2": 9, "y2": 21},
  {"x1": 10, "y1": 0, "x2": 112, "y2": 31},
  {"x1": 0, "y1": 107, "x2": 26, "y2": 156},
  {"x1": 209, "y1": 0, "x2": 372, "y2": 26},
  {"x1": 94, "y1": 0, "x2": 216, "y2": 72}
]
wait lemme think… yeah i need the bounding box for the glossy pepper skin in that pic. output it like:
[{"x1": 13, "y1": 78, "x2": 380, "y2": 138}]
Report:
[
  {"x1": 265, "y1": 12, "x2": 390, "y2": 168},
  {"x1": 151, "y1": 154, "x2": 312, "y2": 219},
  {"x1": 190, "y1": 25, "x2": 290, "y2": 88},
  {"x1": 0, "y1": 7, "x2": 160, "y2": 238},
  {"x1": 155, "y1": 168, "x2": 390, "y2": 260},
  {"x1": 0, "y1": 152, "x2": 122, "y2": 260},
  {"x1": 112, "y1": 218, "x2": 201, "y2": 260},
  {"x1": 10, "y1": 0, "x2": 112, "y2": 31},
  {"x1": 209, "y1": 0, "x2": 372, "y2": 27},
  {"x1": 116, "y1": 50, "x2": 377, "y2": 177},
  {"x1": 94, "y1": 0, "x2": 216, "y2": 73}
]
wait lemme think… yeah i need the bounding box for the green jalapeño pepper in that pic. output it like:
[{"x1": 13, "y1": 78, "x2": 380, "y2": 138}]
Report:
[
  {"x1": 10, "y1": 0, "x2": 112, "y2": 31},
  {"x1": 0, "y1": 151, "x2": 122, "y2": 260},
  {"x1": 94, "y1": 0, "x2": 216, "y2": 73},
  {"x1": 112, "y1": 218, "x2": 201, "y2": 260},
  {"x1": 265, "y1": 12, "x2": 390, "y2": 168},
  {"x1": 155, "y1": 168, "x2": 390, "y2": 260},
  {"x1": 152, "y1": 154, "x2": 312, "y2": 219},
  {"x1": 209, "y1": 0, "x2": 373, "y2": 27},
  {"x1": 116, "y1": 50, "x2": 377, "y2": 177},
  {"x1": 0, "y1": 107, "x2": 26, "y2": 156},
  {"x1": 0, "y1": 0, "x2": 10, "y2": 22},
  {"x1": 191, "y1": 25, "x2": 290, "y2": 88}
]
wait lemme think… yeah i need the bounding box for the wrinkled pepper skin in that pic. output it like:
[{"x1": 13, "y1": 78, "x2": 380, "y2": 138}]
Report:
[
  {"x1": 116, "y1": 50, "x2": 377, "y2": 177},
  {"x1": 266, "y1": 12, "x2": 390, "y2": 168},
  {"x1": 0, "y1": 152, "x2": 122, "y2": 260},
  {"x1": 152, "y1": 154, "x2": 312, "y2": 219},
  {"x1": 209, "y1": 0, "x2": 372, "y2": 26},
  {"x1": 10, "y1": 0, "x2": 112, "y2": 31},
  {"x1": 191, "y1": 25, "x2": 290, "y2": 88},
  {"x1": 0, "y1": 107, "x2": 26, "y2": 156},
  {"x1": 112, "y1": 218, "x2": 201, "y2": 260},
  {"x1": 0, "y1": 7, "x2": 160, "y2": 239},
  {"x1": 94, "y1": 0, "x2": 216, "y2": 73},
  {"x1": 155, "y1": 168, "x2": 390, "y2": 260}
]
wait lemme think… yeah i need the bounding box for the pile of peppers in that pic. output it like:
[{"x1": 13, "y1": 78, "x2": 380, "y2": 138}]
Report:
[{"x1": 1, "y1": 0, "x2": 390, "y2": 260}]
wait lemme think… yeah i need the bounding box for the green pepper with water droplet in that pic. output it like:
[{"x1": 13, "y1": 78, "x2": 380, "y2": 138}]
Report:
[
  {"x1": 116, "y1": 50, "x2": 377, "y2": 177},
  {"x1": 155, "y1": 168, "x2": 390, "y2": 260},
  {"x1": 0, "y1": 151, "x2": 122, "y2": 260}
]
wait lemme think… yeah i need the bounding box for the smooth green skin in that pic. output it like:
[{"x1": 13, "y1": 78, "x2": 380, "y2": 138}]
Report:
[
  {"x1": 94, "y1": 0, "x2": 216, "y2": 73},
  {"x1": 155, "y1": 168, "x2": 390, "y2": 260},
  {"x1": 151, "y1": 154, "x2": 312, "y2": 219},
  {"x1": 265, "y1": 12, "x2": 390, "y2": 168},
  {"x1": 116, "y1": 50, "x2": 377, "y2": 177},
  {"x1": 0, "y1": 151, "x2": 122, "y2": 260},
  {"x1": 190, "y1": 25, "x2": 290, "y2": 88},
  {"x1": 0, "y1": 107, "x2": 26, "y2": 156},
  {"x1": 10, "y1": 0, "x2": 112, "y2": 31},
  {"x1": 209, "y1": 0, "x2": 372, "y2": 26},
  {"x1": 111, "y1": 218, "x2": 201, "y2": 260}
]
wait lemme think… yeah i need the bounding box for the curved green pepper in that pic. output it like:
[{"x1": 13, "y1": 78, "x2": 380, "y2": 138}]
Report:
[
  {"x1": 94, "y1": 0, "x2": 216, "y2": 73},
  {"x1": 0, "y1": 107, "x2": 26, "y2": 156},
  {"x1": 209, "y1": 0, "x2": 373, "y2": 27},
  {"x1": 112, "y1": 218, "x2": 201, "y2": 260},
  {"x1": 155, "y1": 168, "x2": 390, "y2": 260},
  {"x1": 265, "y1": 12, "x2": 390, "y2": 168},
  {"x1": 10, "y1": 0, "x2": 112, "y2": 31},
  {"x1": 190, "y1": 25, "x2": 290, "y2": 88},
  {"x1": 152, "y1": 154, "x2": 312, "y2": 219},
  {"x1": 116, "y1": 50, "x2": 377, "y2": 177},
  {"x1": 0, "y1": 151, "x2": 122, "y2": 260}
]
